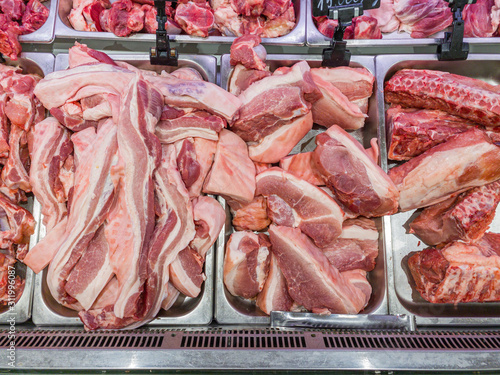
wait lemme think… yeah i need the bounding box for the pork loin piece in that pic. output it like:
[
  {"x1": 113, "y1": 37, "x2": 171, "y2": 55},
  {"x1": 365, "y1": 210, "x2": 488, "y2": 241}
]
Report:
[
  {"x1": 231, "y1": 61, "x2": 321, "y2": 142},
  {"x1": 231, "y1": 195, "x2": 271, "y2": 232},
  {"x1": 386, "y1": 106, "x2": 477, "y2": 161},
  {"x1": 389, "y1": 128, "x2": 500, "y2": 211},
  {"x1": 224, "y1": 231, "x2": 271, "y2": 299},
  {"x1": 408, "y1": 233, "x2": 500, "y2": 304},
  {"x1": 256, "y1": 254, "x2": 293, "y2": 315},
  {"x1": 230, "y1": 35, "x2": 267, "y2": 71},
  {"x1": 410, "y1": 180, "x2": 500, "y2": 246},
  {"x1": 385, "y1": 69, "x2": 500, "y2": 127},
  {"x1": 321, "y1": 218, "x2": 379, "y2": 272},
  {"x1": 279, "y1": 152, "x2": 325, "y2": 186},
  {"x1": 268, "y1": 225, "x2": 369, "y2": 314},
  {"x1": 313, "y1": 125, "x2": 399, "y2": 218},
  {"x1": 248, "y1": 111, "x2": 313, "y2": 164},
  {"x1": 203, "y1": 129, "x2": 256, "y2": 204},
  {"x1": 256, "y1": 167, "x2": 344, "y2": 248},
  {"x1": 310, "y1": 70, "x2": 367, "y2": 130},
  {"x1": 229, "y1": 64, "x2": 271, "y2": 96}
]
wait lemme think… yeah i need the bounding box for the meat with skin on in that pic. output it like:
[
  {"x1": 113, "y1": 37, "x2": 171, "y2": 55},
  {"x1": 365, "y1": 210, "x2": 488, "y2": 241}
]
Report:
[
  {"x1": 230, "y1": 35, "x2": 267, "y2": 71},
  {"x1": 386, "y1": 106, "x2": 478, "y2": 161},
  {"x1": 1, "y1": 126, "x2": 31, "y2": 192},
  {"x1": 320, "y1": 218, "x2": 379, "y2": 273},
  {"x1": 248, "y1": 111, "x2": 313, "y2": 164},
  {"x1": 223, "y1": 231, "x2": 271, "y2": 299},
  {"x1": 408, "y1": 233, "x2": 500, "y2": 304},
  {"x1": 161, "y1": 282, "x2": 180, "y2": 310},
  {"x1": 256, "y1": 254, "x2": 293, "y2": 314},
  {"x1": 256, "y1": 167, "x2": 344, "y2": 248},
  {"x1": 190, "y1": 195, "x2": 225, "y2": 258},
  {"x1": 365, "y1": 0, "x2": 399, "y2": 33},
  {"x1": 29, "y1": 118, "x2": 73, "y2": 231},
  {"x1": 463, "y1": 0, "x2": 500, "y2": 37},
  {"x1": 228, "y1": 64, "x2": 271, "y2": 96},
  {"x1": 410, "y1": 181, "x2": 500, "y2": 246},
  {"x1": 268, "y1": 225, "x2": 369, "y2": 314},
  {"x1": 186, "y1": 138, "x2": 217, "y2": 198},
  {"x1": 394, "y1": 0, "x2": 452, "y2": 38},
  {"x1": 313, "y1": 125, "x2": 399, "y2": 218},
  {"x1": 385, "y1": 69, "x2": 500, "y2": 127},
  {"x1": 174, "y1": 1, "x2": 214, "y2": 37},
  {"x1": 169, "y1": 247, "x2": 206, "y2": 298},
  {"x1": 203, "y1": 129, "x2": 256, "y2": 204},
  {"x1": 231, "y1": 195, "x2": 270, "y2": 231},
  {"x1": 389, "y1": 128, "x2": 500, "y2": 211},
  {"x1": 279, "y1": 152, "x2": 325, "y2": 186}
]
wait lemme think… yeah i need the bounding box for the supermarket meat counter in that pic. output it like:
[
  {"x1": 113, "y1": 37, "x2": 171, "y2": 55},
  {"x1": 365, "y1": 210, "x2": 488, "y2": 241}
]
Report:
[{"x1": 2, "y1": 0, "x2": 500, "y2": 372}]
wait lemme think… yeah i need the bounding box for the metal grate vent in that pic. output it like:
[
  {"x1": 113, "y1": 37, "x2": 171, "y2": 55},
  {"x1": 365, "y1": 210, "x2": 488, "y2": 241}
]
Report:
[{"x1": 180, "y1": 329, "x2": 307, "y2": 349}]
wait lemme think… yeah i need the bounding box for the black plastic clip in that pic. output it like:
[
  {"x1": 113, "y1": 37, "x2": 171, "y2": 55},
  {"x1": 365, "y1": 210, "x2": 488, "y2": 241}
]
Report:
[
  {"x1": 0, "y1": 54, "x2": 5, "y2": 64},
  {"x1": 322, "y1": 23, "x2": 350, "y2": 67},
  {"x1": 437, "y1": 0, "x2": 476, "y2": 61},
  {"x1": 150, "y1": 0, "x2": 178, "y2": 66}
]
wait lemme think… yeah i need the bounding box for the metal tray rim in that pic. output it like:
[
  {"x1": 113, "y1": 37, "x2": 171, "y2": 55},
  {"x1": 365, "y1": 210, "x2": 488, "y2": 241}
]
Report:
[{"x1": 18, "y1": 0, "x2": 57, "y2": 44}]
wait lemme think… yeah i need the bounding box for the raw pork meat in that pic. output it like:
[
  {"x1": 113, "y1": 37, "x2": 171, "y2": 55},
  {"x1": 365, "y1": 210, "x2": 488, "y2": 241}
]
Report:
[
  {"x1": 408, "y1": 233, "x2": 500, "y2": 304},
  {"x1": 386, "y1": 106, "x2": 477, "y2": 161},
  {"x1": 313, "y1": 125, "x2": 399, "y2": 218},
  {"x1": 268, "y1": 225, "x2": 369, "y2": 314},
  {"x1": 256, "y1": 254, "x2": 293, "y2": 314},
  {"x1": 365, "y1": 0, "x2": 399, "y2": 33},
  {"x1": 256, "y1": 167, "x2": 344, "y2": 248},
  {"x1": 389, "y1": 128, "x2": 500, "y2": 211},
  {"x1": 321, "y1": 218, "x2": 379, "y2": 272},
  {"x1": 174, "y1": 1, "x2": 214, "y2": 37},
  {"x1": 169, "y1": 247, "x2": 206, "y2": 298},
  {"x1": 190, "y1": 195, "x2": 225, "y2": 258},
  {"x1": 394, "y1": 0, "x2": 452, "y2": 38},
  {"x1": 248, "y1": 111, "x2": 313, "y2": 163},
  {"x1": 279, "y1": 152, "x2": 324, "y2": 186},
  {"x1": 203, "y1": 129, "x2": 256, "y2": 203},
  {"x1": 223, "y1": 231, "x2": 271, "y2": 299},
  {"x1": 410, "y1": 181, "x2": 500, "y2": 246},
  {"x1": 230, "y1": 34, "x2": 267, "y2": 70},
  {"x1": 344, "y1": 16, "x2": 382, "y2": 40},
  {"x1": 155, "y1": 111, "x2": 224, "y2": 144},
  {"x1": 99, "y1": 0, "x2": 145, "y2": 37},
  {"x1": 229, "y1": 64, "x2": 270, "y2": 96},
  {"x1": 463, "y1": 0, "x2": 500, "y2": 37},
  {"x1": 231, "y1": 195, "x2": 270, "y2": 231},
  {"x1": 385, "y1": 69, "x2": 500, "y2": 127},
  {"x1": 313, "y1": 16, "x2": 337, "y2": 39}
]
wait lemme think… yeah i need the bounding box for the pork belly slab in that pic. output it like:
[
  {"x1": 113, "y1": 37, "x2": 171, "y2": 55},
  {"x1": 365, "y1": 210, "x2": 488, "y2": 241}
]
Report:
[
  {"x1": 269, "y1": 225, "x2": 369, "y2": 314},
  {"x1": 385, "y1": 69, "x2": 500, "y2": 127},
  {"x1": 408, "y1": 233, "x2": 500, "y2": 304},
  {"x1": 224, "y1": 231, "x2": 271, "y2": 299},
  {"x1": 229, "y1": 64, "x2": 271, "y2": 96},
  {"x1": 386, "y1": 106, "x2": 477, "y2": 161},
  {"x1": 256, "y1": 167, "x2": 344, "y2": 248},
  {"x1": 389, "y1": 128, "x2": 500, "y2": 211},
  {"x1": 410, "y1": 181, "x2": 500, "y2": 246},
  {"x1": 313, "y1": 125, "x2": 399, "y2": 218}
]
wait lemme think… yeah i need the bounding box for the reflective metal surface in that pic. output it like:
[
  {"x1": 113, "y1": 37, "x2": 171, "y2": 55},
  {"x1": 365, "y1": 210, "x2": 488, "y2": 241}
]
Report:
[
  {"x1": 55, "y1": 0, "x2": 305, "y2": 45},
  {"x1": 0, "y1": 53, "x2": 55, "y2": 324},
  {"x1": 215, "y1": 54, "x2": 388, "y2": 325},
  {"x1": 31, "y1": 54, "x2": 216, "y2": 327},
  {"x1": 377, "y1": 54, "x2": 500, "y2": 326},
  {"x1": 18, "y1": 0, "x2": 57, "y2": 44}
]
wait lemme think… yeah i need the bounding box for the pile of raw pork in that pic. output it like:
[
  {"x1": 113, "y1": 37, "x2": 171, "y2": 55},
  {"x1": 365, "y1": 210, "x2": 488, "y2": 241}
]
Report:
[
  {"x1": 0, "y1": 64, "x2": 41, "y2": 305},
  {"x1": 385, "y1": 68, "x2": 500, "y2": 304},
  {"x1": 222, "y1": 36, "x2": 396, "y2": 315},
  {"x1": 68, "y1": 0, "x2": 295, "y2": 38},
  {"x1": 315, "y1": 0, "x2": 500, "y2": 40},
  {"x1": 0, "y1": 0, "x2": 50, "y2": 59}
]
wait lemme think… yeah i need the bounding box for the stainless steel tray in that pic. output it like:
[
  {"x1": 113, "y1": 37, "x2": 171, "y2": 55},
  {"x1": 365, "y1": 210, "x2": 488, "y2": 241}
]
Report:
[
  {"x1": 377, "y1": 54, "x2": 500, "y2": 326},
  {"x1": 0, "y1": 53, "x2": 55, "y2": 324},
  {"x1": 215, "y1": 54, "x2": 388, "y2": 325},
  {"x1": 305, "y1": 0, "x2": 500, "y2": 47},
  {"x1": 55, "y1": 0, "x2": 305, "y2": 45},
  {"x1": 31, "y1": 53, "x2": 216, "y2": 326},
  {"x1": 18, "y1": 0, "x2": 57, "y2": 44}
]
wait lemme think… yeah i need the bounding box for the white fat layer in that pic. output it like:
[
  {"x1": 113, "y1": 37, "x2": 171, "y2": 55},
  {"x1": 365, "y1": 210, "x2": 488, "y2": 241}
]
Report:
[
  {"x1": 339, "y1": 226, "x2": 379, "y2": 241},
  {"x1": 157, "y1": 129, "x2": 218, "y2": 144},
  {"x1": 256, "y1": 247, "x2": 270, "y2": 289},
  {"x1": 399, "y1": 143, "x2": 495, "y2": 210},
  {"x1": 170, "y1": 259, "x2": 201, "y2": 297}
]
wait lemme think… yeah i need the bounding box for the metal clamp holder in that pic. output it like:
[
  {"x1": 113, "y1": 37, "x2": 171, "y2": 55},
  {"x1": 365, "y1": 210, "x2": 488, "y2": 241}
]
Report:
[
  {"x1": 437, "y1": 0, "x2": 476, "y2": 61},
  {"x1": 150, "y1": 0, "x2": 178, "y2": 66},
  {"x1": 314, "y1": 0, "x2": 380, "y2": 67}
]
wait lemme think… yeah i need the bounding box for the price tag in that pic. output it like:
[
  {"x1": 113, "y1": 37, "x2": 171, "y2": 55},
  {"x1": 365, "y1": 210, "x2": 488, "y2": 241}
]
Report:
[{"x1": 312, "y1": 0, "x2": 380, "y2": 18}]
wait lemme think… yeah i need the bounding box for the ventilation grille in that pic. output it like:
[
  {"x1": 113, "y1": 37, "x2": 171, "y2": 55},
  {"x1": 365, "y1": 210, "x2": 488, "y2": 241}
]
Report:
[{"x1": 1, "y1": 329, "x2": 500, "y2": 351}]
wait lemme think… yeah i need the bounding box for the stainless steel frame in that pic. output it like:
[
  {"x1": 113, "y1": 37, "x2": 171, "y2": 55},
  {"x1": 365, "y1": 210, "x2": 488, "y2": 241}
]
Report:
[
  {"x1": 18, "y1": 0, "x2": 58, "y2": 44},
  {"x1": 31, "y1": 53, "x2": 217, "y2": 326},
  {"x1": 305, "y1": 0, "x2": 500, "y2": 47},
  {"x1": 377, "y1": 53, "x2": 500, "y2": 326},
  {"x1": 55, "y1": 0, "x2": 306, "y2": 45},
  {"x1": 215, "y1": 54, "x2": 389, "y2": 325},
  {"x1": 0, "y1": 53, "x2": 55, "y2": 324}
]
